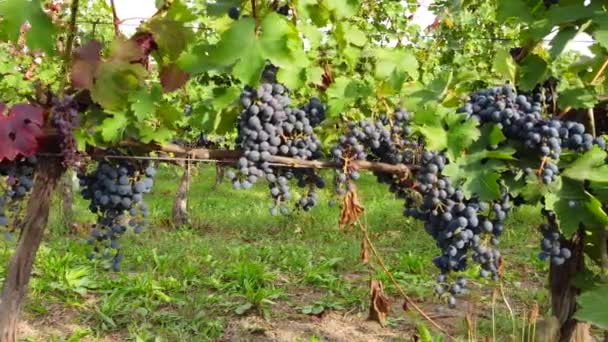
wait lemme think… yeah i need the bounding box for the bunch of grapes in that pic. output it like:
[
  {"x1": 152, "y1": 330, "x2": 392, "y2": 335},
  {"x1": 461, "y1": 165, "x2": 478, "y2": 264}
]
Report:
[
  {"x1": 51, "y1": 96, "x2": 81, "y2": 167},
  {"x1": 538, "y1": 209, "x2": 571, "y2": 265},
  {"x1": 0, "y1": 156, "x2": 37, "y2": 239},
  {"x1": 459, "y1": 85, "x2": 605, "y2": 185},
  {"x1": 228, "y1": 82, "x2": 327, "y2": 214},
  {"x1": 78, "y1": 158, "x2": 156, "y2": 271},
  {"x1": 403, "y1": 150, "x2": 509, "y2": 307},
  {"x1": 331, "y1": 109, "x2": 417, "y2": 195}
]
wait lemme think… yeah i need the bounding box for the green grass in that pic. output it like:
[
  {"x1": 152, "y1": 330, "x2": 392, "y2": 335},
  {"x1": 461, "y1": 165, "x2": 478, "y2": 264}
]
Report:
[{"x1": 0, "y1": 165, "x2": 550, "y2": 341}]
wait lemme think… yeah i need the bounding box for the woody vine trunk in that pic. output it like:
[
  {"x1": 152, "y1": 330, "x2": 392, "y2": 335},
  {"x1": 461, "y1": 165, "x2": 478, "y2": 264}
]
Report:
[{"x1": 0, "y1": 158, "x2": 64, "y2": 342}]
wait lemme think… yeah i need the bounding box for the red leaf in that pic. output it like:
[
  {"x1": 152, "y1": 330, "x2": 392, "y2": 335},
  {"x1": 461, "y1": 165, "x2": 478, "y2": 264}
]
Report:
[
  {"x1": 160, "y1": 64, "x2": 190, "y2": 92},
  {"x1": 0, "y1": 103, "x2": 44, "y2": 161}
]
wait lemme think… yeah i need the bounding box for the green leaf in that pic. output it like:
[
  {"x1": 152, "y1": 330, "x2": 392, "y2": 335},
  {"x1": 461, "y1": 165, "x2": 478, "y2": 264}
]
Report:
[
  {"x1": 493, "y1": 49, "x2": 517, "y2": 84},
  {"x1": 129, "y1": 90, "x2": 158, "y2": 122},
  {"x1": 0, "y1": 0, "x2": 57, "y2": 54},
  {"x1": 562, "y1": 146, "x2": 608, "y2": 182},
  {"x1": 277, "y1": 66, "x2": 306, "y2": 90},
  {"x1": 100, "y1": 113, "x2": 127, "y2": 142},
  {"x1": 374, "y1": 48, "x2": 419, "y2": 81},
  {"x1": 417, "y1": 126, "x2": 447, "y2": 151},
  {"x1": 325, "y1": 0, "x2": 358, "y2": 19},
  {"x1": 558, "y1": 87, "x2": 598, "y2": 109},
  {"x1": 496, "y1": 0, "x2": 534, "y2": 23},
  {"x1": 149, "y1": 17, "x2": 195, "y2": 62},
  {"x1": 518, "y1": 55, "x2": 547, "y2": 91},
  {"x1": 260, "y1": 13, "x2": 307, "y2": 69},
  {"x1": 445, "y1": 113, "x2": 480, "y2": 160},
  {"x1": 156, "y1": 103, "x2": 183, "y2": 129},
  {"x1": 208, "y1": 18, "x2": 257, "y2": 66},
  {"x1": 550, "y1": 27, "x2": 577, "y2": 60},
  {"x1": 463, "y1": 170, "x2": 501, "y2": 202},
  {"x1": 545, "y1": 179, "x2": 608, "y2": 237},
  {"x1": 211, "y1": 86, "x2": 240, "y2": 109},
  {"x1": 575, "y1": 285, "x2": 608, "y2": 329},
  {"x1": 442, "y1": 150, "x2": 511, "y2": 201},
  {"x1": 206, "y1": 0, "x2": 246, "y2": 17},
  {"x1": 91, "y1": 62, "x2": 147, "y2": 111},
  {"x1": 138, "y1": 126, "x2": 174, "y2": 144}
]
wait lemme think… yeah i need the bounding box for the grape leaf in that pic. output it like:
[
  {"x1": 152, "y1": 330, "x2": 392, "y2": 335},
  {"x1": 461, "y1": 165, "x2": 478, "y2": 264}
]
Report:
[
  {"x1": 91, "y1": 62, "x2": 147, "y2": 111},
  {"x1": 159, "y1": 64, "x2": 190, "y2": 92},
  {"x1": 130, "y1": 89, "x2": 160, "y2": 122},
  {"x1": 545, "y1": 179, "x2": 608, "y2": 237},
  {"x1": 558, "y1": 87, "x2": 598, "y2": 109},
  {"x1": 493, "y1": 49, "x2": 517, "y2": 85},
  {"x1": 148, "y1": 15, "x2": 194, "y2": 62},
  {"x1": 562, "y1": 146, "x2": 608, "y2": 182},
  {"x1": 325, "y1": 0, "x2": 358, "y2": 19},
  {"x1": 416, "y1": 126, "x2": 447, "y2": 151},
  {"x1": 445, "y1": 113, "x2": 480, "y2": 160},
  {"x1": 443, "y1": 150, "x2": 512, "y2": 201},
  {"x1": 575, "y1": 285, "x2": 608, "y2": 329},
  {"x1": 70, "y1": 40, "x2": 103, "y2": 89},
  {"x1": 0, "y1": 0, "x2": 57, "y2": 54},
  {"x1": 496, "y1": 0, "x2": 534, "y2": 23},
  {"x1": 518, "y1": 55, "x2": 547, "y2": 91},
  {"x1": 100, "y1": 112, "x2": 127, "y2": 142},
  {"x1": 0, "y1": 103, "x2": 44, "y2": 161},
  {"x1": 156, "y1": 103, "x2": 183, "y2": 130},
  {"x1": 463, "y1": 170, "x2": 502, "y2": 202},
  {"x1": 206, "y1": 0, "x2": 246, "y2": 17},
  {"x1": 374, "y1": 48, "x2": 419, "y2": 82},
  {"x1": 138, "y1": 125, "x2": 173, "y2": 144}
]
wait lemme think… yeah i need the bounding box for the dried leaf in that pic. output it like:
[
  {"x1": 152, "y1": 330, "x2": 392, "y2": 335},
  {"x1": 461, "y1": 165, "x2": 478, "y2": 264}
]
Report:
[
  {"x1": 402, "y1": 299, "x2": 408, "y2": 311},
  {"x1": 339, "y1": 187, "x2": 364, "y2": 226},
  {"x1": 360, "y1": 237, "x2": 369, "y2": 263},
  {"x1": 368, "y1": 279, "x2": 391, "y2": 326}
]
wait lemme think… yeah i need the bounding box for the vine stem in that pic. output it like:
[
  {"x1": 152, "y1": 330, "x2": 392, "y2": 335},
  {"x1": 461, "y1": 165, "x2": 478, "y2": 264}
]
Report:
[
  {"x1": 251, "y1": 0, "x2": 259, "y2": 33},
  {"x1": 111, "y1": 140, "x2": 417, "y2": 174},
  {"x1": 558, "y1": 56, "x2": 608, "y2": 119},
  {"x1": 109, "y1": 0, "x2": 120, "y2": 36},
  {"x1": 59, "y1": 0, "x2": 80, "y2": 95},
  {"x1": 358, "y1": 220, "x2": 453, "y2": 339}
]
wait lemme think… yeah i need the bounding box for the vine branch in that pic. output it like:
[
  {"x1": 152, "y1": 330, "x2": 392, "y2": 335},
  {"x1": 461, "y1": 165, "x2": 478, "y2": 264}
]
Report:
[
  {"x1": 114, "y1": 141, "x2": 416, "y2": 175},
  {"x1": 109, "y1": 0, "x2": 120, "y2": 36},
  {"x1": 60, "y1": 0, "x2": 80, "y2": 94}
]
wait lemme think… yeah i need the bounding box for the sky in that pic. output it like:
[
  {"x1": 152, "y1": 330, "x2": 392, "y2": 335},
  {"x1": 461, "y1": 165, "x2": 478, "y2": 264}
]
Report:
[{"x1": 112, "y1": 0, "x2": 593, "y2": 55}]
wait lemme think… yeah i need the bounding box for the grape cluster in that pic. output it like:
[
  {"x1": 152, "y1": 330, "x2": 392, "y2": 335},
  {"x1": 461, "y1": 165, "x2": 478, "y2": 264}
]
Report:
[
  {"x1": 403, "y1": 151, "x2": 509, "y2": 307},
  {"x1": 79, "y1": 158, "x2": 156, "y2": 271},
  {"x1": 331, "y1": 109, "x2": 416, "y2": 195},
  {"x1": 0, "y1": 156, "x2": 37, "y2": 239},
  {"x1": 459, "y1": 85, "x2": 605, "y2": 185},
  {"x1": 51, "y1": 96, "x2": 81, "y2": 167},
  {"x1": 228, "y1": 82, "x2": 326, "y2": 214},
  {"x1": 538, "y1": 210, "x2": 571, "y2": 266}
]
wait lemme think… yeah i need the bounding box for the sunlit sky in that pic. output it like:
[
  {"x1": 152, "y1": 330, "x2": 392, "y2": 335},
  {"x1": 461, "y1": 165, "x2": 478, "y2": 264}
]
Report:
[{"x1": 112, "y1": 0, "x2": 593, "y2": 56}]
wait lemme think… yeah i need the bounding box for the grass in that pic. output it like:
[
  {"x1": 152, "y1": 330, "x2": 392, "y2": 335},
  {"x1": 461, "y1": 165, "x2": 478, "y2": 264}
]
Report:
[{"x1": 0, "y1": 165, "x2": 551, "y2": 341}]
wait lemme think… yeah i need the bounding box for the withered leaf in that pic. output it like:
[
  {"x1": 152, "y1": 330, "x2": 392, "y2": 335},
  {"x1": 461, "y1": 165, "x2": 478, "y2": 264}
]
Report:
[{"x1": 368, "y1": 279, "x2": 391, "y2": 326}]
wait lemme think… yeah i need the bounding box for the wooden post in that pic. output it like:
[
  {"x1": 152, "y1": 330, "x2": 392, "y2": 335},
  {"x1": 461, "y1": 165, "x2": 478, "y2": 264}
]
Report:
[{"x1": 172, "y1": 160, "x2": 191, "y2": 227}]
